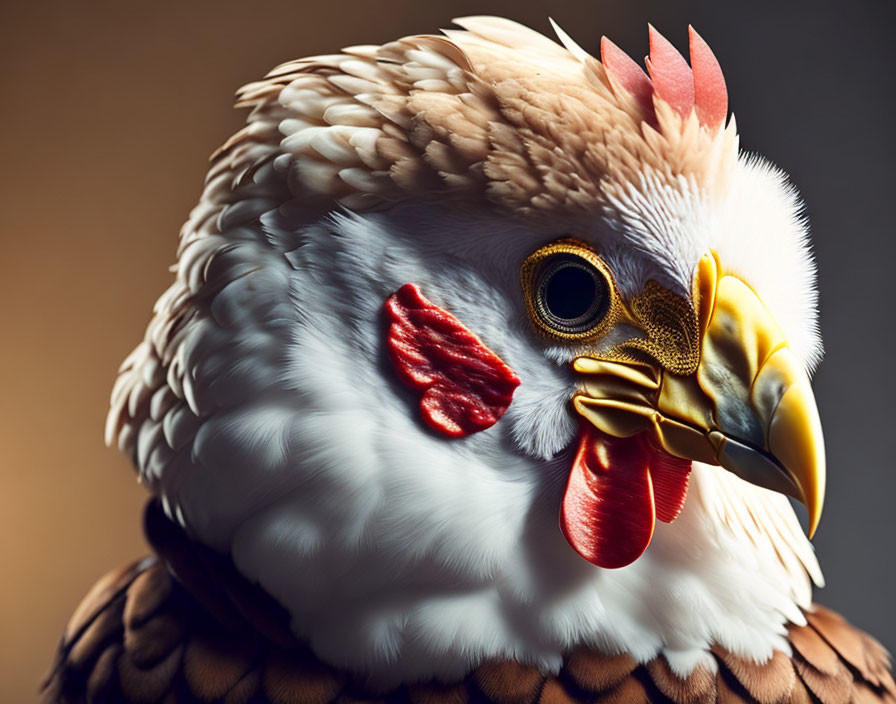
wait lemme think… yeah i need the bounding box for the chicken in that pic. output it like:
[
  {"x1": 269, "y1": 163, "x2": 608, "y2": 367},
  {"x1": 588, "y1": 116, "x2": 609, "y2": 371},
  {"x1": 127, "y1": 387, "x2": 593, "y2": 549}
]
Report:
[{"x1": 43, "y1": 17, "x2": 894, "y2": 704}]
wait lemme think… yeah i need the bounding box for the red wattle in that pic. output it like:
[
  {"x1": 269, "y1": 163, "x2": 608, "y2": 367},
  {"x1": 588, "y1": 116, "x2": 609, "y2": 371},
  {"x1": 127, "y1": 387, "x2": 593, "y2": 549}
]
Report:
[
  {"x1": 561, "y1": 425, "x2": 656, "y2": 569},
  {"x1": 560, "y1": 425, "x2": 693, "y2": 569},
  {"x1": 384, "y1": 284, "x2": 521, "y2": 438},
  {"x1": 649, "y1": 447, "x2": 692, "y2": 523}
]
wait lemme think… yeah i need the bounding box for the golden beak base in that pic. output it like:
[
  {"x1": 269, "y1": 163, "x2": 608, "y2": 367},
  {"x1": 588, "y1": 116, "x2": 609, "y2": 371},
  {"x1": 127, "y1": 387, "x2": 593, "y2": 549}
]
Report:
[{"x1": 573, "y1": 253, "x2": 826, "y2": 536}]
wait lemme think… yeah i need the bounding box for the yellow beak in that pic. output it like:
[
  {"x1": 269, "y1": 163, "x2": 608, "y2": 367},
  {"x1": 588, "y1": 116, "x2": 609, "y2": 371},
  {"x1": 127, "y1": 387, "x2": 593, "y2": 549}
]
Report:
[{"x1": 572, "y1": 254, "x2": 826, "y2": 536}]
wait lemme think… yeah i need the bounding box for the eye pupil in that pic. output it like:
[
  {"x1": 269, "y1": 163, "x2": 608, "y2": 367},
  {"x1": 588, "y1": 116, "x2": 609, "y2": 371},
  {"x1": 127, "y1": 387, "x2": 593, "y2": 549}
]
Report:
[
  {"x1": 544, "y1": 264, "x2": 597, "y2": 320},
  {"x1": 529, "y1": 251, "x2": 611, "y2": 336}
]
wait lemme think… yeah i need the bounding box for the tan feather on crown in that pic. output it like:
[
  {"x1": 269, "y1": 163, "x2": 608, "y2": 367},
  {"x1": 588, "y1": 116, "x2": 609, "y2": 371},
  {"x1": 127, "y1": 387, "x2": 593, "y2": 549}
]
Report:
[{"x1": 229, "y1": 16, "x2": 739, "y2": 216}]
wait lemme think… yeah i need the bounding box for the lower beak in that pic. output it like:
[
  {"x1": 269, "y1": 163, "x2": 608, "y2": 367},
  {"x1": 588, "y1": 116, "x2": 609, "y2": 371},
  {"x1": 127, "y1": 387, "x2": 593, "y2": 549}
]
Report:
[{"x1": 572, "y1": 254, "x2": 826, "y2": 536}]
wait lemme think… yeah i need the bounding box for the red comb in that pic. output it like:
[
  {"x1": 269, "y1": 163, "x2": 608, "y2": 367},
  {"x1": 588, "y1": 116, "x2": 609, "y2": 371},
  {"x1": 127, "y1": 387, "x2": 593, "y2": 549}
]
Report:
[
  {"x1": 600, "y1": 24, "x2": 728, "y2": 132},
  {"x1": 689, "y1": 26, "x2": 728, "y2": 131},
  {"x1": 601, "y1": 36, "x2": 654, "y2": 119},
  {"x1": 645, "y1": 25, "x2": 695, "y2": 119}
]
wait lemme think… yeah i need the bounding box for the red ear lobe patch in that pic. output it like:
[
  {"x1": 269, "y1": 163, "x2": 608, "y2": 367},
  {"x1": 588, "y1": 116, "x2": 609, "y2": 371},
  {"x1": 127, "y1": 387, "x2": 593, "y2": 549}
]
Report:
[{"x1": 385, "y1": 284, "x2": 521, "y2": 438}]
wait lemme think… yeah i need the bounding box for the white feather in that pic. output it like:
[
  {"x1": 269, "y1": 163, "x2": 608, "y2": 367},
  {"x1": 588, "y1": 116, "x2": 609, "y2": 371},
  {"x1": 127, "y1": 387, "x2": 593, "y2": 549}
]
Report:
[
  {"x1": 124, "y1": 154, "x2": 824, "y2": 684},
  {"x1": 549, "y1": 18, "x2": 590, "y2": 62}
]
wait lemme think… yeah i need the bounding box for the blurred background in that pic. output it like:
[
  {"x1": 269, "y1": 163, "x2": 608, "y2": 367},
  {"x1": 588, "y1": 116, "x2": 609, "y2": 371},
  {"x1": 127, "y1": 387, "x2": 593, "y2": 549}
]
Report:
[{"x1": 2, "y1": 0, "x2": 894, "y2": 699}]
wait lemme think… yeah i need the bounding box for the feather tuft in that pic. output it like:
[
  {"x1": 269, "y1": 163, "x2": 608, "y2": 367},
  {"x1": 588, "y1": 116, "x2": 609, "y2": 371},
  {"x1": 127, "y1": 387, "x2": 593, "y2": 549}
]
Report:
[{"x1": 549, "y1": 18, "x2": 589, "y2": 62}]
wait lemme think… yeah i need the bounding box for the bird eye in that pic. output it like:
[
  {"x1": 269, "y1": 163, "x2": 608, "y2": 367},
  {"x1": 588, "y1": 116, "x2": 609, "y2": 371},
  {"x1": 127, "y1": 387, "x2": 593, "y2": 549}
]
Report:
[{"x1": 521, "y1": 241, "x2": 615, "y2": 340}]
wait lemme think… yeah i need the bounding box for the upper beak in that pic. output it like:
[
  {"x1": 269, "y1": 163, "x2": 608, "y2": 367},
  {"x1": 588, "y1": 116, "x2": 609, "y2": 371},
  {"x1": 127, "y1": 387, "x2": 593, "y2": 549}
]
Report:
[{"x1": 573, "y1": 254, "x2": 826, "y2": 536}]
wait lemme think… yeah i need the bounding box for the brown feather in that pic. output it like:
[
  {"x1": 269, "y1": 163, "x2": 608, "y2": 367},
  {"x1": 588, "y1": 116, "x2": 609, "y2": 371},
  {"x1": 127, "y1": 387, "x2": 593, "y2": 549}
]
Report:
[
  {"x1": 592, "y1": 675, "x2": 651, "y2": 704},
  {"x1": 42, "y1": 500, "x2": 896, "y2": 704},
  {"x1": 43, "y1": 558, "x2": 147, "y2": 694},
  {"x1": 786, "y1": 677, "x2": 812, "y2": 704},
  {"x1": 474, "y1": 660, "x2": 545, "y2": 704},
  {"x1": 124, "y1": 611, "x2": 186, "y2": 668},
  {"x1": 86, "y1": 644, "x2": 121, "y2": 701},
  {"x1": 223, "y1": 667, "x2": 263, "y2": 704},
  {"x1": 182, "y1": 631, "x2": 257, "y2": 701},
  {"x1": 563, "y1": 647, "x2": 638, "y2": 693},
  {"x1": 124, "y1": 563, "x2": 174, "y2": 629},
  {"x1": 116, "y1": 643, "x2": 183, "y2": 704},
  {"x1": 63, "y1": 560, "x2": 150, "y2": 645},
  {"x1": 213, "y1": 556, "x2": 298, "y2": 648},
  {"x1": 262, "y1": 651, "x2": 344, "y2": 704},
  {"x1": 805, "y1": 606, "x2": 895, "y2": 698},
  {"x1": 792, "y1": 655, "x2": 852, "y2": 704},
  {"x1": 144, "y1": 499, "x2": 297, "y2": 648},
  {"x1": 860, "y1": 633, "x2": 896, "y2": 696},
  {"x1": 335, "y1": 695, "x2": 387, "y2": 704},
  {"x1": 806, "y1": 608, "x2": 869, "y2": 675},
  {"x1": 66, "y1": 595, "x2": 125, "y2": 671},
  {"x1": 407, "y1": 681, "x2": 471, "y2": 704},
  {"x1": 714, "y1": 671, "x2": 751, "y2": 704},
  {"x1": 537, "y1": 678, "x2": 577, "y2": 704},
  {"x1": 645, "y1": 657, "x2": 716, "y2": 704},
  {"x1": 713, "y1": 646, "x2": 796, "y2": 704},
  {"x1": 142, "y1": 501, "x2": 247, "y2": 633},
  {"x1": 789, "y1": 622, "x2": 843, "y2": 675},
  {"x1": 855, "y1": 682, "x2": 889, "y2": 704}
]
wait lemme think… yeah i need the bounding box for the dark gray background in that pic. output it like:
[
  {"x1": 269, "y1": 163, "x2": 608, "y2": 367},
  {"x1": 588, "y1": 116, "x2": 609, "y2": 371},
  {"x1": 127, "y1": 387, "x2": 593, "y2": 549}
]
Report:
[
  {"x1": 664, "y1": 0, "x2": 896, "y2": 643},
  {"x1": 1, "y1": 0, "x2": 893, "y2": 699},
  {"x1": 574, "y1": 0, "x2": 896, "y2": 645}
]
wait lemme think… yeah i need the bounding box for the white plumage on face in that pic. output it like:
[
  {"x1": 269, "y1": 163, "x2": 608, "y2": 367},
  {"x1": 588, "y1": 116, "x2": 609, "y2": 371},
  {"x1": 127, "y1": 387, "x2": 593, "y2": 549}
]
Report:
[{"x1": 108, "y1": 16, "x2": 825, "y2": 687}]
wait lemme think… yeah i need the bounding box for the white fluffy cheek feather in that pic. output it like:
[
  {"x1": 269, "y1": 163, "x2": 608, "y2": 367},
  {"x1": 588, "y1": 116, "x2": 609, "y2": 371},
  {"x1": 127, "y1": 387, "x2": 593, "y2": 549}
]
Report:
[
  {"x1": 597, "y1": 157, "x2": 821, "y2": 374},
  {"x1": 302, "y1": 206, "x2": 581, "y2": 464},
  {"x1": 218, "y1": 265, "x2": 561, "y2": 678},
  {"x1": 504, "y1": 358, "x2": 578, "y2": 460},
  {"x1": 231, "y1": 331, "x2": 530, "y2": 573},
  {"x1": 142, "y1": 200, "x2": 823, "y2": 685}
]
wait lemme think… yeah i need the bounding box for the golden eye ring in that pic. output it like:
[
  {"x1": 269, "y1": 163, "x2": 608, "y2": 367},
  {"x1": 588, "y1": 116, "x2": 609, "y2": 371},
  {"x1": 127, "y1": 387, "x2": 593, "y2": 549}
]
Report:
[{"x1": 520, "y1": 240, "x2": 619, "y2": 342}]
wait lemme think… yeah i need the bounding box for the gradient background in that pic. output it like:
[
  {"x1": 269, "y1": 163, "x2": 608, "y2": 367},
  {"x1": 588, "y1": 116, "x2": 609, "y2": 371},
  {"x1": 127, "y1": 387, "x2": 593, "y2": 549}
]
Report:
[{"x1": 2, "y1": 0, "x2": 894, "y2": 700}]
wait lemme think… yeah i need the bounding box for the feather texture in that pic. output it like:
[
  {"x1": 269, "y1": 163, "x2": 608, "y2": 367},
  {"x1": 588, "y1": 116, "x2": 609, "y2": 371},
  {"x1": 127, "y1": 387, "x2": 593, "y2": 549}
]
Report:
[
  {"x1": 42, "y1": 503, "x2": 895, "y2": 704},
  {"x1": 101, "y1": 15, "x2": 826, "y2": 687},
  {"x1": 225, "y1": 17, "x2": 739, "y2": 221}
]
